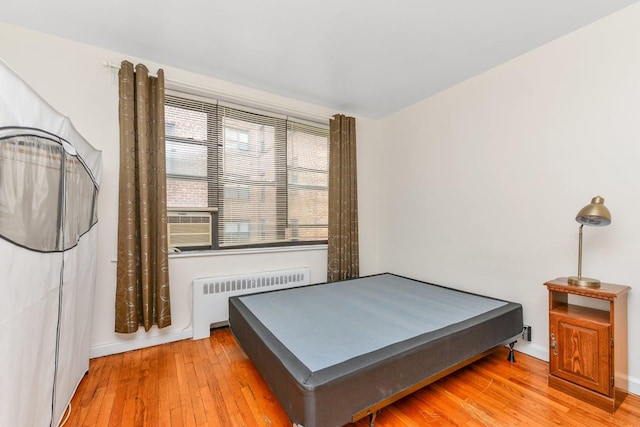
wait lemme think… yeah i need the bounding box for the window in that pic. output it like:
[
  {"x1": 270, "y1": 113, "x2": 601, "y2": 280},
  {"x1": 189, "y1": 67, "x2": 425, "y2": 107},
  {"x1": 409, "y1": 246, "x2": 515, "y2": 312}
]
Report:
[
  {"x1": 223, "y1": 183, "x2": 250, "y2": 200},
  {"x1": 165, "y1": 94, "x2": 329, "y2": 250},
  {"x1": 224, "y1": 221, "x2": 250, "y2": 244},
  {"x1": 224, "y1": 127, "x2": 250, "y2": 151}
]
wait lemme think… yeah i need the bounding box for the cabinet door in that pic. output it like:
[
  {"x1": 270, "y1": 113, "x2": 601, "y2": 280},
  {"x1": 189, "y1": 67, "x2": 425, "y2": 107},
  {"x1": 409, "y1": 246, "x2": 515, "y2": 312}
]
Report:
[{"x1": 549, "y1": 312, "x2": 611, "y2": 396}]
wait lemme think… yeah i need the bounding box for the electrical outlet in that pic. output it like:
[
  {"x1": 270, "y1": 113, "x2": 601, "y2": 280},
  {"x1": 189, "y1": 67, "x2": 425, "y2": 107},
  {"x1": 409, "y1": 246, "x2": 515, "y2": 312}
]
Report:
[{"x1": 522, "y1": 325, "x2": 532, "y2": 342}]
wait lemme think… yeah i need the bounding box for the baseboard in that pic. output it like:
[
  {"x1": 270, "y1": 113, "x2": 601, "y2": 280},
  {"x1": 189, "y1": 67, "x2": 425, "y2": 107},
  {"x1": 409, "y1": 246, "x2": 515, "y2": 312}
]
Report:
[
  {"x1": 627, "y1": 375, "x2": 640, "y2": 397},
  {"x1": 89, "y1": 328, "x2": 193, "y2": 359},
  {"x1": 515, "y1": 342, "x2": 548, "y2": 363}
]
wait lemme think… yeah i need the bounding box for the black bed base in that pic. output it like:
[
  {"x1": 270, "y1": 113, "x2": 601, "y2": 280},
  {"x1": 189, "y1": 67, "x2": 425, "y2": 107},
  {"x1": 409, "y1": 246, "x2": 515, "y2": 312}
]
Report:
[
  {"x1": 350, "y1": 337, "x2": 518, "y2": 426},
  {"x1": 229, "y1": 274, "x2": 523, "y2": 427}
]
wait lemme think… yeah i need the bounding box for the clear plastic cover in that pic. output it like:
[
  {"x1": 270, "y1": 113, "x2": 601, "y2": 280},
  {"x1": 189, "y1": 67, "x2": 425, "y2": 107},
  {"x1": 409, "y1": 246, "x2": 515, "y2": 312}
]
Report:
[{"x1": 0, "y1": 132, "x2": 98, "y2": 252}]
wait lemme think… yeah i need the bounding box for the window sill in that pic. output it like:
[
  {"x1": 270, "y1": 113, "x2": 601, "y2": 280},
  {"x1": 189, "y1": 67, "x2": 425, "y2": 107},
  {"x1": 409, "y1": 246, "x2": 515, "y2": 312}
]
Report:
[
  {"x1": 111, "y1": 244, "x2": 327, "y2": 263},
  {"x1": 167, "y1": 243, "x2": 328, "y2": 259}
]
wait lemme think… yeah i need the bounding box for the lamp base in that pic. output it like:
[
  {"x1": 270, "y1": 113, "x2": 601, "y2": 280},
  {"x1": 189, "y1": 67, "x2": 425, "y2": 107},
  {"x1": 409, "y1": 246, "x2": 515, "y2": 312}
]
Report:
[{"x1": 567, "y1": 276, "x2": 601, "y2": 288}]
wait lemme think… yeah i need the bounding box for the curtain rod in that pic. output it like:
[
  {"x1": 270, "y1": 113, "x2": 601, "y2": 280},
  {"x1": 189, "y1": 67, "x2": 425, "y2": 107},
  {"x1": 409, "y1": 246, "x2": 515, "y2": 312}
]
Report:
[{"x1": 101, "y1": 60, "x2": 332, "y2": 124}]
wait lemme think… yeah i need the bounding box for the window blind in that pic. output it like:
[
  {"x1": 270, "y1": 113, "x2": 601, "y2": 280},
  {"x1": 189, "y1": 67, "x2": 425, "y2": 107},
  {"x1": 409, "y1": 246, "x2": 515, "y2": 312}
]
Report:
[{"x1": 164, "y1": 93, "x2": 329, "y2": 249}]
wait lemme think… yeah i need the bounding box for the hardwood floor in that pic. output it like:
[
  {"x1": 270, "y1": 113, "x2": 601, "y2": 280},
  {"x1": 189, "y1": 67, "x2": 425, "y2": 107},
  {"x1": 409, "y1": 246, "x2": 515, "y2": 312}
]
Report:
[{"x1": 65, "y1": 328, "x2": 640, "y2": 426}]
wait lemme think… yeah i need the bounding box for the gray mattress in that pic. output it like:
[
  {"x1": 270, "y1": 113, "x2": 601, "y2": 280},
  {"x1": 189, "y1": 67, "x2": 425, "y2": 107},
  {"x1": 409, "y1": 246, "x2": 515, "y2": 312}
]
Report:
[{"x1": 228, "y1": 273, "x2": 523, "y2": 427}]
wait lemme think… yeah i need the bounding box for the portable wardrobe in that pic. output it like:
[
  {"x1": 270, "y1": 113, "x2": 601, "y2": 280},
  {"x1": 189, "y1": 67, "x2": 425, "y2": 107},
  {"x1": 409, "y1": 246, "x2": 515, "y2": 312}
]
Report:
[{"x1": 0, "y1": 60, "x2": 102, "y2": 426}]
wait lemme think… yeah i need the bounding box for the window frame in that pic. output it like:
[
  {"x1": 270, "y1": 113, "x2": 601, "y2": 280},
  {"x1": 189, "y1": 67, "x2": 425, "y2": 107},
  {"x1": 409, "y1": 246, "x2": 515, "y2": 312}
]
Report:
[{"x1": 164, "y1": 92, "x2": 329, "y2": 252}]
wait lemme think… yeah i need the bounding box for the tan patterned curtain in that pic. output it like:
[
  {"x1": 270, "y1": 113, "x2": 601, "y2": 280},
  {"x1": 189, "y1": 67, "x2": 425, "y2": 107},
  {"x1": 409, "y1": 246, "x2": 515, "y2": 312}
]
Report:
[
  {"x1": 327, "y1": 114, "x2": 359, "y2": 282},
  {"x1": 115, "y1": 61, "x2": 171, "y2": 333}
]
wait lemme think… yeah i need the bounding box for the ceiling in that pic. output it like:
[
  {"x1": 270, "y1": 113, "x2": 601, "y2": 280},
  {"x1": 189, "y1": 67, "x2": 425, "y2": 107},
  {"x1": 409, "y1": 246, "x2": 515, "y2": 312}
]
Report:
[{"x1": 1, "y1": 0, "x2": 638, "y2": 118}]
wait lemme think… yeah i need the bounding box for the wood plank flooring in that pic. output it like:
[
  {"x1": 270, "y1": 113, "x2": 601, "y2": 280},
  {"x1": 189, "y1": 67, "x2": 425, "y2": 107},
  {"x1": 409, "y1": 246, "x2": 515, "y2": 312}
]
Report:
[{"x1": 64, "y1": 328, "x2": 640, "y2": 426}]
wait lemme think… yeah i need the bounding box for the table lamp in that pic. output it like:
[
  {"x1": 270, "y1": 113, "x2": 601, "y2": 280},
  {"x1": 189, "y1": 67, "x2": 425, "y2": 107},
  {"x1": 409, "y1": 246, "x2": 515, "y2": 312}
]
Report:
[{"x1": 568, "y1": 196, "x2": 611, "y2": 288}]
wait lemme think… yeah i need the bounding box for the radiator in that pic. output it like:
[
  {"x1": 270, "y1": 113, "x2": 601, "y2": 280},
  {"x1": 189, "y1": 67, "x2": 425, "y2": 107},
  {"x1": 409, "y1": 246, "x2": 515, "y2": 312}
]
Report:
[{"x1": 192, "y1": 267, "x2": 310, "y2": 340}]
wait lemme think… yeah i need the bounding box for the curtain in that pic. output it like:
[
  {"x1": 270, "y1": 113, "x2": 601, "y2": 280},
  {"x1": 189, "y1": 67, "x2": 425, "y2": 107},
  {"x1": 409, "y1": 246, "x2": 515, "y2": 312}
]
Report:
[
  {"x1": 327, "y1": 114, "x2": 359, "y2": 282},
  {"x1": 115, "y1": 61, "x2": 171, "y2": 333}
]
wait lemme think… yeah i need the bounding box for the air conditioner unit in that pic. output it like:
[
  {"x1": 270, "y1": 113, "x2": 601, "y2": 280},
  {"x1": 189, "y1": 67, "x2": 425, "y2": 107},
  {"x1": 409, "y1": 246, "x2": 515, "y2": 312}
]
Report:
[{"x1": 168, "y1": 211, "x2": 212, "y2": 248}]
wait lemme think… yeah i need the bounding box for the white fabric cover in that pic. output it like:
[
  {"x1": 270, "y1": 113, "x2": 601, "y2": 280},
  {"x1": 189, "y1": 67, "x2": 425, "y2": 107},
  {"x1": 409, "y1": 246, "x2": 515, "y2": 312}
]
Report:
[{"x1": 0, "y1": 59, "x2": 101, "y2": 427}]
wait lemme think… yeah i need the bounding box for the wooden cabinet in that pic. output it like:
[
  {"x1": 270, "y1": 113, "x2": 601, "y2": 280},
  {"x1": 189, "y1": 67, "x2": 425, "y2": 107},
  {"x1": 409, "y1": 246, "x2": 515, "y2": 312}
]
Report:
[{"x1": 545, "y1": 278, "x2": 630, "y2": 412}]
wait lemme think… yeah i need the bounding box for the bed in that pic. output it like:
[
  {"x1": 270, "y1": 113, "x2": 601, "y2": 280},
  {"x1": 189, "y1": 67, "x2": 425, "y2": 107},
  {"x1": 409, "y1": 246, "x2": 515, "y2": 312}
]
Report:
[{"x1": 228, "y1": 273, "x2": 523, "y2": 427}]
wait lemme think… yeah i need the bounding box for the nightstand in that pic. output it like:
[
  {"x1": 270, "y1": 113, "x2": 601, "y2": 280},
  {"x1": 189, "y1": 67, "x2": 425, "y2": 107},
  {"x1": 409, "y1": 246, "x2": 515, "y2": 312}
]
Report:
[{"x1": 544, "y1": 277, "x2": 630, "y2": 412}]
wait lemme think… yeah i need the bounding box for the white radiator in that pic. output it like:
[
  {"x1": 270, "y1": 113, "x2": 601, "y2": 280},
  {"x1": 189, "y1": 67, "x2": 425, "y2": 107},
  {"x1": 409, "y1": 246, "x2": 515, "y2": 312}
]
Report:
[{"x1": 192, "y1": 267, "x2": 310, "y2": 340}]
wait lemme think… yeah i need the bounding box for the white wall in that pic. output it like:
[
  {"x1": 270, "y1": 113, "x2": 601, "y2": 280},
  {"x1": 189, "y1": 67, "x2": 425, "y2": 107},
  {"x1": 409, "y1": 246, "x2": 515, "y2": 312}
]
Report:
[
  {"x1": 0, "y1": 22, "x2": 380, "y2": 357},
  {"x1": 377, "y1": 4, "x2": 640, "y2": 394}
]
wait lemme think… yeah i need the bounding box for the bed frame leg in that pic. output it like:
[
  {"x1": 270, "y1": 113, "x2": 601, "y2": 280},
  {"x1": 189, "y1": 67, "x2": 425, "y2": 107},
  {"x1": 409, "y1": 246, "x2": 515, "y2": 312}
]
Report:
[
  {"x1": 507, "y1": 341, "x2": 516, "y2": 363},
  {"x1": 369, "y1": 410, "x2": 377, "y2": 427}
]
